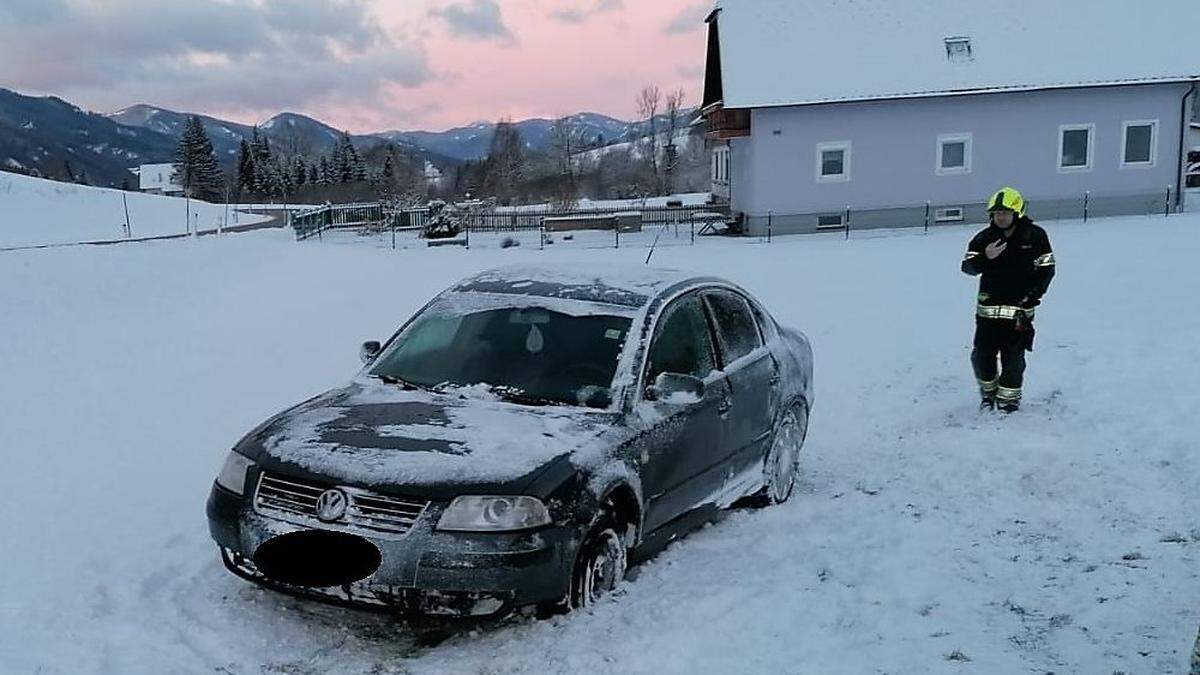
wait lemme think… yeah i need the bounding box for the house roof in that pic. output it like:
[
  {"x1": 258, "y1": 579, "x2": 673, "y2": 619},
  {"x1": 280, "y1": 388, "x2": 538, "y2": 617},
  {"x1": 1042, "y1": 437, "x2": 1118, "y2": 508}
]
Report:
[{"x1": 710, "y1": 0, "x2": 1199, "y2": 110}]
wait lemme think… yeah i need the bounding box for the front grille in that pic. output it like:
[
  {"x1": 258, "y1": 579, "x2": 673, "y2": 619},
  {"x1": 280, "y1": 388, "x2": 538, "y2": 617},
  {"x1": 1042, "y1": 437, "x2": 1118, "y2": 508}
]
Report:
[{"x1": 254, "y1": 472, "x2": 429, "y2": 536}]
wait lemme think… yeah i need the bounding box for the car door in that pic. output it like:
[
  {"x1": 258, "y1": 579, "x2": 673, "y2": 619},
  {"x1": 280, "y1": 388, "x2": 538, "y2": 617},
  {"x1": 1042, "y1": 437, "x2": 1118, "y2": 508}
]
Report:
[
  {"x1": 637, "y1": 292, "x2": 733, "y2": 534},
  {"x1": 702, "y1": 289, "x2": 779, "y2": 496}
]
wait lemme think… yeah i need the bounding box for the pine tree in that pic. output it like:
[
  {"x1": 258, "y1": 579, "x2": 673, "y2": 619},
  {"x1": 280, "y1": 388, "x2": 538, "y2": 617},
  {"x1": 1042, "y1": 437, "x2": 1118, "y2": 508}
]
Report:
[
  {"x1": 173, "y1": 115, "x2": 224, "y2": 201},
  {"x1": 378, "y1": 153, "x2": 397, "y2": 198},
  {"x1": 236, "y1": 139, "x2": 255, "y2": 196},
  {"x1": 279, "y1": 160, "x2": 295, "y2": 196},
  {"x1": 292, "y1": 156, "x2": 307, "y2": 188},
  {"x1": 307, "y1": 161, "x2": 319, "y2": 184},
  {"x1": 333, "y1": 132, "x2": 355, "y2": 183},
  {"x1": 318, "y1": 156, "x2": 332, "y2": 184}
]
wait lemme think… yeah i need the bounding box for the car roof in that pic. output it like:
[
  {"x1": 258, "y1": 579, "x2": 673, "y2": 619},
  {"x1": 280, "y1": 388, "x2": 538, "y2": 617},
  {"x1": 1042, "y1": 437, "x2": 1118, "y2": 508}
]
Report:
[{"x1": 449, "y1": 262, "x2": 708, "y2": 309}]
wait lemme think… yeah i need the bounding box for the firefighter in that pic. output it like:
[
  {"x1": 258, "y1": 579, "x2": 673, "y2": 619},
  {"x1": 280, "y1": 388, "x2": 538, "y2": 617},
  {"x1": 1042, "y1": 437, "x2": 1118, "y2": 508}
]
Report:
[{"x1": 961, "y1": 188, "x2": 1055, "y2": 412}]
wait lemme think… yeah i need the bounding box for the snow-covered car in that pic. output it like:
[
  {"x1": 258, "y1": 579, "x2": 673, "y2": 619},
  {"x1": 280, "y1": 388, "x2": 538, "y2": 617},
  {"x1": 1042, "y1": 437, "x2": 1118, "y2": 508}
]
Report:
[{"x1": 206, "y1": 263, "x2": 814, "y2": 618}]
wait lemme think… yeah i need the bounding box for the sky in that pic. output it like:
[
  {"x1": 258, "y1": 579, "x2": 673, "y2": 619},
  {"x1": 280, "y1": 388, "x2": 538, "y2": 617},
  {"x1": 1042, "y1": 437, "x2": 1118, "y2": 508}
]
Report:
[{"x1": 0, "y1": 0, "x2": 711, "y2": 133}]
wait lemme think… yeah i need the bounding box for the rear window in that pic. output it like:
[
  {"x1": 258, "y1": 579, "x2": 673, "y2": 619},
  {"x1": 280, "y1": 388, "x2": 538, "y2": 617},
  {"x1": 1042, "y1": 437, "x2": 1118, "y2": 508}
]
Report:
[{"x1": 704, "y1": 291, "x2": 763, "y2": 364}]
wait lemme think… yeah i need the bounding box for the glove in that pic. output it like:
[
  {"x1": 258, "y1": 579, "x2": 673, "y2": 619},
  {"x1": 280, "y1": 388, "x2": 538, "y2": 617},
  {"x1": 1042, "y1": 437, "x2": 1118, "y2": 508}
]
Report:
[
  {"x1": 1019, "y1": 296, "x2": 1040, "y2": 310},
  {"x1": 1014, "y1": 310, "x2": 1030, "y2": 332}
]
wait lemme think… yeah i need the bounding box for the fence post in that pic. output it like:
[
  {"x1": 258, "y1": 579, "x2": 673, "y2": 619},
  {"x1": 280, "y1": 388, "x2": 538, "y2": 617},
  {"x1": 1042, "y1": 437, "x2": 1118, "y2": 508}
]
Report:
[
  {"x1": 844, "y1": 206, "x2": 851, "y2": 240},
  {"x1": 540, "y1": 221, "x2": 545, "y2": 250},
  {"x1": 615, "y1": 217, "x2": 620, "y2": 249},
  {"x1": 1083, "y1": 191, "x2": 1089, "y2": 223},
  {"x1": 465, "y1": 223, "x2": 471, "y2": 250},
  {"x1": 767, "y1": 211, "x2": 773, "y2": 243},
  {"x1": 690, "y1": 213, "x2": 695, "y2": 245},
  {"x1": 924, "y1": 201, "x2": 930, "y2": 233},
  {"x1": 1166, "y1": 186, "x2": 1173, "y2": 217}
]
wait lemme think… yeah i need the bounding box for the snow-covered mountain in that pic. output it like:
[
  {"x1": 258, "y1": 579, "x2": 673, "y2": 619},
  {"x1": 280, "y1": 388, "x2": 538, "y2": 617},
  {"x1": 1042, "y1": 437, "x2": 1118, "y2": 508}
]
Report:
[
  {"x1": 0, "y1": 89, "x2": 177, "y2": 186},
  {"x1": 1, "y1": 85, "x2": 697, "y2": 187},
  {"x1": 381, "y1": 110, "x2": 698, "y2": 161}
]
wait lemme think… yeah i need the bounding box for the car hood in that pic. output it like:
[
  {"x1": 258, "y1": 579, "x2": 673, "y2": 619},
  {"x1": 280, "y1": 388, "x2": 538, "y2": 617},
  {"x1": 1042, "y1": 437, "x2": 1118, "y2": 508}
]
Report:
[{"x1": 236, "y1": 379, "x2": 619, "y2": 498}]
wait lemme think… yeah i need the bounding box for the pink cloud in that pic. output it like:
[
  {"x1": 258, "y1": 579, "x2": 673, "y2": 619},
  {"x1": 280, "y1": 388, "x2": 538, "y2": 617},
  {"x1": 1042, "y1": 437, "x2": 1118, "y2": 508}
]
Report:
[{"x1": 340, "y1": 0, "x2": 707, "y2": 131}]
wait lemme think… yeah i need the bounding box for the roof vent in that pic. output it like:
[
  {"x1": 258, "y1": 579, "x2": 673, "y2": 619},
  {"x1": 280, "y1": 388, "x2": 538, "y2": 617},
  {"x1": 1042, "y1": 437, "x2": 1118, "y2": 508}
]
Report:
[{"x1": 944, "y1": 36, "x2": 973, "y2": 63}]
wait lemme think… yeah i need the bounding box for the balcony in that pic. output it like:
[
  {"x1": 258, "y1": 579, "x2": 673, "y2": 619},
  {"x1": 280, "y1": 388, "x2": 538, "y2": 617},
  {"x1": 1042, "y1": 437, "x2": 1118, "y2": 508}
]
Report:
[{"x1": 705, "y1": 107, "x2": 751, "y2": 139}]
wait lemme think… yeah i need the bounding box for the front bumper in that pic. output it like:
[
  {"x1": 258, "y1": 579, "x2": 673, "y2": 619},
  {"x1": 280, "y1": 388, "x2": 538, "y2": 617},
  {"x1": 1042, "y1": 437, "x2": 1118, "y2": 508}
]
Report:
[{"x1": 206, "y1": 481, "x2": 575, "y2": 616}]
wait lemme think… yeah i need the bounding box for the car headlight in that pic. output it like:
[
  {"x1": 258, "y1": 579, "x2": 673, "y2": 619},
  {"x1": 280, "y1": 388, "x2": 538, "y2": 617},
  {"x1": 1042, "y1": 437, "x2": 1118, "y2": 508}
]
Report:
[
  {"x1": 437, "y1": 496, "x2": 551, "y2": 532},
  {"x1": 215, "y1": 452, "x2": 256, "y2": 496}
]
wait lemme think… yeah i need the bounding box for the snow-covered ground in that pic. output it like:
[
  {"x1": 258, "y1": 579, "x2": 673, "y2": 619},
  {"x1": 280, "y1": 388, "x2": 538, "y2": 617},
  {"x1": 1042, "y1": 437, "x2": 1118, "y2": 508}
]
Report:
[
  {"x1": 1, "y1": 212, "x2": 1197, "y2": 673},
  {"x1": 0, "y1": 171, "x2": 271, "y2": 249}
]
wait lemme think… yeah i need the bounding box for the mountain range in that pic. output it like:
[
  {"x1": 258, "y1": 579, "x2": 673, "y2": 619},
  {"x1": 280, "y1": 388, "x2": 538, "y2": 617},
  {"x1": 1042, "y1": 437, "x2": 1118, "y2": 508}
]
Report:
[{"x1": 0, "y1": 87, "x2": 690, "y2": 188}]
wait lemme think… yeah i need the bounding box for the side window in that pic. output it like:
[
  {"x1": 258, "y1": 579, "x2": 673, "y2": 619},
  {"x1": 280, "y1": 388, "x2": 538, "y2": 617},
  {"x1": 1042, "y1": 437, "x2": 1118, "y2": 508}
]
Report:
[
  {"x1": 704, "y1": 291, "x2": 763, "y2": 364},
  {"x1": 645, "y1": 295, "x2": 716, "y2": 384}
]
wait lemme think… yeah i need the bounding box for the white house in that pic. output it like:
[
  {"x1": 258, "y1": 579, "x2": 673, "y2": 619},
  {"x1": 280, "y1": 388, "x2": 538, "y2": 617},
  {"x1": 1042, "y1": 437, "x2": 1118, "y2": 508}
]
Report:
[
  {"x1": 702, "y1": 0, "x2": 1199, "y2": 234},
  {"x1": 135, "y1": 163, "x2": 183, "y2": 196},
  {"x1": 424, "y1": 161, "x2": 444, "y2": 185}
]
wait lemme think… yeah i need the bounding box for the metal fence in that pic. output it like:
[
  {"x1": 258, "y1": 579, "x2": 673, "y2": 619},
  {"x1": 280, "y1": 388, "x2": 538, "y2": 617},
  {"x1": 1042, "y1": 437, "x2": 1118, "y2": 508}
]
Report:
[
  {"x1": 465, "y1": 204, "x2": 728, "y2": 233},
  {"x1": 294, "y1": 203, "x2": 429, "y2": 241},
  {"x1": 744, "y1": 187, "x2": 1184, "y2": 239},
  {"x1": 294, "y1": 201, "x2": 731, "y2": 242}
]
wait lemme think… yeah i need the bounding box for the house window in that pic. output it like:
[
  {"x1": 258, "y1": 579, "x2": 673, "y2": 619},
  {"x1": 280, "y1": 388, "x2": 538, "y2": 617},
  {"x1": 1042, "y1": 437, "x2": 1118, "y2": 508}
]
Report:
[
  {"x1": 711, "y1": 147, "x2": 731, "y2": 185},
  {"x1": 1058, "y1": 124, "x2": 1095, "y2": 172},
  {"x1": 936, "y1": 133, "x2": 973, "y2": 175},
  {"x1": 935, "y1": 207, "x2": 965, "y2": 222},
  {"x1": 1121, "y1": 120, "x2": 1157, "y2": 167},
  {"x1": 816, "y1": 214, "x2": 845, "y2": 230},
  {"x1": 944, "y1": 37, "x2": 973, "y2": 63},
  {"x1": 816, "y1": 141, "x2": 851, "y2": 183}
]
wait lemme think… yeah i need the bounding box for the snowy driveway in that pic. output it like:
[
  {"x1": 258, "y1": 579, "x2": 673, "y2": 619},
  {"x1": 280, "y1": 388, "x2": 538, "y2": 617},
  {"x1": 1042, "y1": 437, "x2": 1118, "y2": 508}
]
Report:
[{"x1": 1, "y1": 218, "x2": 1197, "y2": 673}]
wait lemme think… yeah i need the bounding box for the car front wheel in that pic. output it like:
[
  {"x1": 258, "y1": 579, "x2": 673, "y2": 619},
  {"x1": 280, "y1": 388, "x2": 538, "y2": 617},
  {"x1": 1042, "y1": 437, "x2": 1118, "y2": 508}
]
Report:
[{"x1": 569, "y1": 515, "x2": 627, "y2": 609}]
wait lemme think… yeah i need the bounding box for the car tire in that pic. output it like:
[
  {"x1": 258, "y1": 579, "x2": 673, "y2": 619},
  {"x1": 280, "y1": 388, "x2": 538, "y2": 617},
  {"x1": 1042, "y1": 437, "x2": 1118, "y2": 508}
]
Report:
[
  {"x1": 754, "y1": 402, "x2": 809, "y2": 506},
  {"x1": 569, "y1": 513, "x2": 628, "y2": 609}
]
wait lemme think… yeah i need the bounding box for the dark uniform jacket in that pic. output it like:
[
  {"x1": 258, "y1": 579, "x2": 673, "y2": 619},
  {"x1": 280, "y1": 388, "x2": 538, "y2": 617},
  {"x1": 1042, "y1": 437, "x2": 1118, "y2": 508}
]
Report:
[{"x1": 961, "y1": 216, "x2": 1056, "y2": 320}]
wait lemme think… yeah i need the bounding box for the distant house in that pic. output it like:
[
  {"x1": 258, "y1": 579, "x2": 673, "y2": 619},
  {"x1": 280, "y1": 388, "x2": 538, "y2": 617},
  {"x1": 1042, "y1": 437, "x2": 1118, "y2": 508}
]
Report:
[
  {"x1": 423, "y1": 161, "x2": 444, "y2": 185},
  {"x1": 135, "y1": 163, "x2": 182, "y2": 196},
  {"x1": 702, "y1": 1, "x2": 1199, "y2": 234}
]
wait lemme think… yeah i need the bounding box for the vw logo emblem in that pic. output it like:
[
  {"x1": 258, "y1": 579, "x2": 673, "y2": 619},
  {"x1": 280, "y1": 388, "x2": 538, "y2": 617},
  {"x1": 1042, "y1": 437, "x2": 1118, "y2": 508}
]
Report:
[{"x1": 315, "y1": 489, "x2": 348, "y2": 522}]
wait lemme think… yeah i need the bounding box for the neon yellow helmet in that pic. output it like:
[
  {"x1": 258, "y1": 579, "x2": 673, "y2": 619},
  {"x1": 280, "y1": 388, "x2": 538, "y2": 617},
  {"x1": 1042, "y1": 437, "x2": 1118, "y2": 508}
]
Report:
[{"x1": 987, "y1": 187, "x2": 1025, "y2": 216}]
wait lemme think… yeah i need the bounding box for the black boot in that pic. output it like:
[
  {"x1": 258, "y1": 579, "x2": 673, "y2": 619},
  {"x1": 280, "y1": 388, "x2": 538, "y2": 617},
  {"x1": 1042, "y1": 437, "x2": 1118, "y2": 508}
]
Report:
[
  {"x1": 978, "y1": 379, "x2": 998, "y2": 411},
  {"x1": 996, "y1": 386, "x2": 1021, "y2": 413}
]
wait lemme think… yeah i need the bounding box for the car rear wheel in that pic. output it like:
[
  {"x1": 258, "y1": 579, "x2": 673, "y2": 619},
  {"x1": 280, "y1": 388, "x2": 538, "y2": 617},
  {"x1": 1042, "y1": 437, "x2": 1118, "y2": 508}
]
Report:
[
  {"x1": 569, "y1": 515, "x2": 627, "y2": 609},
  {"x1": 758, "y1": 403, "x2": 808, "y2": 505}
]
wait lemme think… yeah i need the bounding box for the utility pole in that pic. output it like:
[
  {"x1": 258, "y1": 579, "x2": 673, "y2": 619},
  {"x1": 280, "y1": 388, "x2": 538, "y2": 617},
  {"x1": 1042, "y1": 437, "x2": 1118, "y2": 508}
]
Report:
[{"x1": 122, "y1": 193, "x2": 132, "y2": 238}]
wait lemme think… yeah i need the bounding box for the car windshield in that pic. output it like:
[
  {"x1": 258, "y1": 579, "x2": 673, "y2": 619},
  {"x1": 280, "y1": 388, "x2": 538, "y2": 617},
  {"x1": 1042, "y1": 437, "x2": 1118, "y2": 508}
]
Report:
[{"x1": 369, "y1": 298, "x2": 633, "y2": 409}]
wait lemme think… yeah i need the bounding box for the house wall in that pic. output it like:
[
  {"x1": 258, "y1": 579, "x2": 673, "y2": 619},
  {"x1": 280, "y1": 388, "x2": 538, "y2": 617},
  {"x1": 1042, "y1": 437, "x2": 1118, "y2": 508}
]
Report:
[{"x1": 730, "y1": 83, "x2": 1191, "y2": 235}]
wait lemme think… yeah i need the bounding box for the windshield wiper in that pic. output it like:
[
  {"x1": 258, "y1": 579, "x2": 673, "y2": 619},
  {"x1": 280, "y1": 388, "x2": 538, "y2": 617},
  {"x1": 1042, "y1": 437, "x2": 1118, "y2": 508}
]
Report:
[
  {"x1": 489, "y1": 388, "x2": 561, "y2": 407},
  {"x1": 374, "y1": 374, "x2": 426, "y2": 391}
]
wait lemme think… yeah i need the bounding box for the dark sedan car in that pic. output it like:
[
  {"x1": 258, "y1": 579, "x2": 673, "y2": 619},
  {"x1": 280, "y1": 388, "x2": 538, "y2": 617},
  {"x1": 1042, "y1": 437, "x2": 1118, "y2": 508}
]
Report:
[{"x1": 207, "y1": 263, "x2": 813, "y2": 618}]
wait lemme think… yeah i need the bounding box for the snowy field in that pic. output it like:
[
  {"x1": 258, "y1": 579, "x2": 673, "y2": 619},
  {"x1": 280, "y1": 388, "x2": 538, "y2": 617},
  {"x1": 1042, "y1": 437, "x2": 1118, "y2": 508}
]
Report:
[
  {"x1": 1, "y1": 212, "x2": 1197, "y2": 674},
  {"x1": 0, "y1": 172, "x2": 270, "y2": 249}
]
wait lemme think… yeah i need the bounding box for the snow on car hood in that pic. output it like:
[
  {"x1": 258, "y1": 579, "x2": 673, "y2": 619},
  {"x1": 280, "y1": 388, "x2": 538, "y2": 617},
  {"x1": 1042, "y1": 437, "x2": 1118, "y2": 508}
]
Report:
[{"x1": 245, "y1": 378, "x2": 615, "y2": 489}]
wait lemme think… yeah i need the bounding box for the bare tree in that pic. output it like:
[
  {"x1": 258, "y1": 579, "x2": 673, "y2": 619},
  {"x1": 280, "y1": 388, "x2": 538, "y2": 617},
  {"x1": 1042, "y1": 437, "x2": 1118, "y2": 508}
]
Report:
[
  {"x1": 636, "y1": 85, "x2": 662, "y2": 193},
  {"x1": 663, "y1": 88, "x2": 687, "y2": 196}
]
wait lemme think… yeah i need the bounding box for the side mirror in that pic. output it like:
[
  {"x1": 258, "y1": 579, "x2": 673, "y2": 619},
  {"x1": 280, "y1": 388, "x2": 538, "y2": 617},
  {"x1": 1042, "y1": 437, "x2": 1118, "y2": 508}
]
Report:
[
  {"x1": 644, "y1": 372, "x2": 705, "y2": 404},
  {"x1": 360, "y1": 341, "x2": 382, "y2": 364}
]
